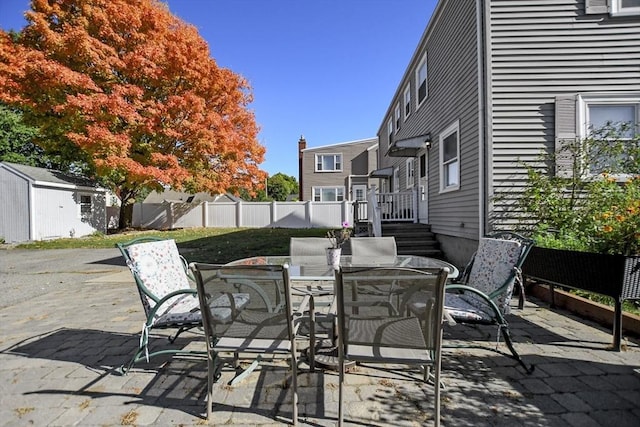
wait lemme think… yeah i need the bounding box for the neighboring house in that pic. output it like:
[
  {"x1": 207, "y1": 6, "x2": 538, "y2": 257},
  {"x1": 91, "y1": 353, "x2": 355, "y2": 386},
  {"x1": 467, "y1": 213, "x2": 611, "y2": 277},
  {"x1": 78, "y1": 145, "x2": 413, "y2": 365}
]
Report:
[
  {"x1": 376, "y1": 0, "x2": 640, "y2": 266},
  {"x1": 298, "y1": 135, "x2": 379, "y2": 203},
  {"x1": 0, "y1": 162, "x2": 107, "y2": 243}
]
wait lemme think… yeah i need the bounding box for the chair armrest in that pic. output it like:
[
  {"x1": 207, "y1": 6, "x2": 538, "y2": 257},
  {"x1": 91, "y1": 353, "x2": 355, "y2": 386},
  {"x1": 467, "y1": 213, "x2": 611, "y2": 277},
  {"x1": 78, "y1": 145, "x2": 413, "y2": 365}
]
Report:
[
  {"x1": 445, "y1": 284, "x2": 505, "y2": 321},
  {"x1": 146, "y1": 288, "x2": 199, "y2": 320}
]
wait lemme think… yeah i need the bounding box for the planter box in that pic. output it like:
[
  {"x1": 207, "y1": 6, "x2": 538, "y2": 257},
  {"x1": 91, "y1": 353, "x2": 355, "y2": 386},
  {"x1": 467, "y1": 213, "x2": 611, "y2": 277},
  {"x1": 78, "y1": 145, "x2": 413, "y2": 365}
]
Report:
[{"x1": 522, "y1": 246, "x2": 640, "y2": 350}]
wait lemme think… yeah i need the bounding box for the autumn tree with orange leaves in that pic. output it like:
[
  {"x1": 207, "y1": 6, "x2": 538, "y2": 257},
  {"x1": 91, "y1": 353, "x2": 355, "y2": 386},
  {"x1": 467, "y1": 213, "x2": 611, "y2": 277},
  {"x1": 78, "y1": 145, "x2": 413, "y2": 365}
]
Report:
[{"x1": 0, "y1": 0, "x2": 265, "y2": 229}]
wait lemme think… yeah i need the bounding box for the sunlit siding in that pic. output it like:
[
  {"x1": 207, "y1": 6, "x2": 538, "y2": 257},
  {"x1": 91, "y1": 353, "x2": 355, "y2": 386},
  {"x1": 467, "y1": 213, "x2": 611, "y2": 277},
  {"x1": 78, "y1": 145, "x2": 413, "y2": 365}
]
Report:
[
  {"x1": 300, "y1": 138, "x2": 378, "y2": 201},
  {"x1": 488, "y1": 0, "x2": 640, "y2": 228}
]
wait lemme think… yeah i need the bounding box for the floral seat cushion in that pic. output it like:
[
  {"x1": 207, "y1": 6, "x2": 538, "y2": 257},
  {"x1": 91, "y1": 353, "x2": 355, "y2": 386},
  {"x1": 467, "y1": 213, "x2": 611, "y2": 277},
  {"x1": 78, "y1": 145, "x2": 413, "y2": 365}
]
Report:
[
  {"x1": 445, "y1": 237, "x2": 522, "y2": 320},
  {"x1": 127, "y1": 239, "x2": 250, "y2": 326}
]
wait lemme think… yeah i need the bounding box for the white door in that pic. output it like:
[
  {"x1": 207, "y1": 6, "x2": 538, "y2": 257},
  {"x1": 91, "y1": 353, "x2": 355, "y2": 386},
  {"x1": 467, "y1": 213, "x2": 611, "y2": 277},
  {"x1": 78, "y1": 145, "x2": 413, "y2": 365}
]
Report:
[{"x1": 418, "y1": 152, "x2": 428, "y2": 223}]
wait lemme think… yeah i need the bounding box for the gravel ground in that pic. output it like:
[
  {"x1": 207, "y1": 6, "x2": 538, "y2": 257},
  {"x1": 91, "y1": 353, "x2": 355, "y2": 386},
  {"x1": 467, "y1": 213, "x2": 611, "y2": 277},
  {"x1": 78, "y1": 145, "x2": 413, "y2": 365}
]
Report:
[{"x1": 0, "y1": 247, "x2": 127, "y2": 308}]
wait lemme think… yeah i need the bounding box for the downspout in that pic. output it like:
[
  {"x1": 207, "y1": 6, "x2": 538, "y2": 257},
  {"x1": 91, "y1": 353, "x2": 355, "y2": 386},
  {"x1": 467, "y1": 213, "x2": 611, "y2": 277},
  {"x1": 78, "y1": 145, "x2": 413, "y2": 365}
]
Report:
[{"x1": 477, "y1": 0, "x2": 492, "y2": 237}]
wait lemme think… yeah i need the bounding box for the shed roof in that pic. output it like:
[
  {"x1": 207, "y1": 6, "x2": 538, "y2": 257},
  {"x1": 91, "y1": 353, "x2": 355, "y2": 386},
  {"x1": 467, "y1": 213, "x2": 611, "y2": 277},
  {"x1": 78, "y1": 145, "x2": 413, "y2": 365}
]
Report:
[{"x1": 1, "y1": 162, "x2": 102, "y2": 189}]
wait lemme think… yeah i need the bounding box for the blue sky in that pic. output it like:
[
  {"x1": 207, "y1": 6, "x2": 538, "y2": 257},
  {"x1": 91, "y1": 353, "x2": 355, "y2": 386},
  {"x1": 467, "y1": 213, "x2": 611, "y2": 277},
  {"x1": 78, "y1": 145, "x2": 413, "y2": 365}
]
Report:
[{"x1": 0, "y1": 0, "x2": 436, "y2": 178}]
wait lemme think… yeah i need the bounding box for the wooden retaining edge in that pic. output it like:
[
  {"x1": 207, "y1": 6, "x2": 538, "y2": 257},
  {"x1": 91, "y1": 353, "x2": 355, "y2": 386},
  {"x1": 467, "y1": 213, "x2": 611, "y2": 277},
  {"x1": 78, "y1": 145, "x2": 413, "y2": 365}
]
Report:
[{"x1": 527, "y1": 283, "x2": 640, "y2": 338}]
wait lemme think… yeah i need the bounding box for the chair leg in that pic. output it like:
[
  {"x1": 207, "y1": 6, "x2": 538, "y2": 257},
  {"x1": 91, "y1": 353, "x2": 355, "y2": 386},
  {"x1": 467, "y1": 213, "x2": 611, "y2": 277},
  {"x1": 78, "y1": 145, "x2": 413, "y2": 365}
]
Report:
[
  {"x1": 500, "y1": 326, "x2": 535, "y2": 374},
  {"x1": 291, "y1": 351, "x2": 298, "y2": 425}
]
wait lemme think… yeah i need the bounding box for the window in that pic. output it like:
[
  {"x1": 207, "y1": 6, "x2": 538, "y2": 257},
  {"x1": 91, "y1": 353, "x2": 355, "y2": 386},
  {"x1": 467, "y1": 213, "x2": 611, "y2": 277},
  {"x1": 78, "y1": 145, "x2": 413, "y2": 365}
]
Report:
[
  {"x1": 419, "y1": 153, "x2": 427, "y2": 178},
  {"x1": 582, "y1": 96, "x2": 639, "y2": 175},
  {"x1": 405, "y1": 158, "x2": 415, "y2": 188},
  {"x1": 439, "y1": 121, "x2": 460, "y2": 192},
  {"x1": 415, "y1": 53, "x2": 428, "y2": 107},
  {"x1": 387, "y1": 118, "x2": 393, "y2": 145},
  {"x1": 312, "y1": 187, "x2": 345, "y2": 202},
  {"x1": 394, "y1": 103, "x2": 401, "y2": 132},
  {"x1": 79, "y1": 194, "x2": 92, "y2": 217},
  {"x1": 612, "y1": 0, "x2": 640, "y2": 16},
  {"x1": 403, "y1": 84, "x2": 411, "y2": 119},
  {"x1": 315, "y1": 154, "x2": 342, "y2": 172},
  {"x1": 393, "y1": 167, "x2": 400, "y2": 192},
  {"x1": 352, "y1": 184, "x2": 367, "y2": 201}
]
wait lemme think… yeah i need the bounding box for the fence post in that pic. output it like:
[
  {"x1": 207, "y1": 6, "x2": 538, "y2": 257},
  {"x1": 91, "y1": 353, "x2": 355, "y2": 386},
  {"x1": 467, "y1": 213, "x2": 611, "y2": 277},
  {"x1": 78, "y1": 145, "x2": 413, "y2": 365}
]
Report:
[
  {"x1": 306, "y1": 200, "x2": 312, "y2": 227},
  {"x1": 271, "y1": 200, "x2": 277, "y2": 227},
  {"x1": 202, "y1": 202, "x2": 208, "y2": 228},
  {"x1": 236, "y1": 200, "x2": 242, "y2": 228}
]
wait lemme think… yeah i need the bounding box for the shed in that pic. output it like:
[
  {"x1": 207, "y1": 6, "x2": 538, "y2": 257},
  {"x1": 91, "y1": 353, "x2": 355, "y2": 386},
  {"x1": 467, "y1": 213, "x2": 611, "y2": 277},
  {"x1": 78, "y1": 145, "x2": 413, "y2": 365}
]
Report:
[{"x1": 0, "y1": 162, "x2": 108, "y2": 243}]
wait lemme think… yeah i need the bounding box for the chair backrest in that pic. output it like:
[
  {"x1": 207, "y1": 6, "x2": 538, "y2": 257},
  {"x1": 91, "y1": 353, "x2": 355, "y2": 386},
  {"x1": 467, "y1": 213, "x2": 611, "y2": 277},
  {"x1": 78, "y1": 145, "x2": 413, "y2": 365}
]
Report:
[
  {"x1": 336, "y1": 266, "x2": 448, "y2": 359},
  {"x1": 191, "y1": 263, "x2": 294, "y2": 347},
  {"x1": 349, "y1": 236, "x2": 397, "y2": 265},
  {"x1": 464, "y1": 237, "x2": 524, "y2": 314},
  {"x1": 117, "y1": 238, "x2": 191, "y2": 316},
  {"x1": 290, "y1": 237, "x2": 330, "y2": 265}
]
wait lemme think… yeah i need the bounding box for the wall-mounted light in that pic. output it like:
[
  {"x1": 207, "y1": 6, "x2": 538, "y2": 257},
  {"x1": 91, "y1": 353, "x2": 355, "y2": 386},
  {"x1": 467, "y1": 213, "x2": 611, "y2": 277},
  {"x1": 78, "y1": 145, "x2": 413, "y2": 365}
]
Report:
[{"x1": 424, "y1": 133, "x2": 432, "y2": 149}]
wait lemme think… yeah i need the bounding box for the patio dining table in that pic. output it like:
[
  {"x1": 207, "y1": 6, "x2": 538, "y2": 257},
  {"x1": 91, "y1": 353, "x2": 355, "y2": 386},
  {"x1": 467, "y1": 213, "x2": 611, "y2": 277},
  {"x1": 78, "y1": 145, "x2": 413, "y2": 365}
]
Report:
[{"x1": 226, "y1": 255, "x2": 458, "y2": 370}]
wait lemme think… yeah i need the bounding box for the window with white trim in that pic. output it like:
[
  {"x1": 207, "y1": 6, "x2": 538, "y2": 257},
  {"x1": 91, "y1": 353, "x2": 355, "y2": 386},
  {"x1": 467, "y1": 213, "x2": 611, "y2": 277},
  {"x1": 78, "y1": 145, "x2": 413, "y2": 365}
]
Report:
[
  {"x1": 78, "y1": 194, "x2": 93, "y2": 218},
  {"x1": 612, "y1": 0, "x2": 640, "y2": 16},
  {"x1": 312, "y1": 187, "x2": 345, "y2": 202},
  {"x1": 387, "y1": 118, "x2": 393, "y2": 145},
  {"x1": 315, "y1": 153, "x2": 342, "y2": 172},
  {"x1": 393, "y1": 167, "x2": 400, "y2": 192},
  {"x1": 394, "y1": 103, "x2": 401, "y2": 132},
  {"x1": 415, "y1": 53, "x2": 428, "y2": 108},
  {"x1": 403, "y1": 84, "x2": 411, "y2": 119},
  {"x1": 405, "y1": 158, "x2": 415, "y2": 188},
  {"x1": 439, "y1": 121, "x2": 460, "y2": 192},
  {"x1": 580, "y1": 95, "x2": 640, "y2": 175}
]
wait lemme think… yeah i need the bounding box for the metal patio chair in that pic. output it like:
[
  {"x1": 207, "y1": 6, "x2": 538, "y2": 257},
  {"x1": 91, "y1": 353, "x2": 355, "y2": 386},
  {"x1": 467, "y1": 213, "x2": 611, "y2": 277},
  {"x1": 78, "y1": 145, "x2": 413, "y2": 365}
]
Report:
[
  {"x1": 444, "y1": 232, "x2": 535, "y2": 373},
  {"x1": 191, "y1": 263, "x2": 308, "y2": 425},
  {"x1": 336, "y1": 266, "x2": 449, "y2": 427},
  {"x1": 116, "y1": 237, "x2": 248, "y2": 374}
]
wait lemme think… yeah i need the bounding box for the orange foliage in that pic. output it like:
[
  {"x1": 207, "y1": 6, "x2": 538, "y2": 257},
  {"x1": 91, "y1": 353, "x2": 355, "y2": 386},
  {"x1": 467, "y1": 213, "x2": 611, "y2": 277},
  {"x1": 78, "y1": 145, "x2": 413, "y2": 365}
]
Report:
[{"x1": 0, "y1": 0, "x2": 265, "y2": 220}]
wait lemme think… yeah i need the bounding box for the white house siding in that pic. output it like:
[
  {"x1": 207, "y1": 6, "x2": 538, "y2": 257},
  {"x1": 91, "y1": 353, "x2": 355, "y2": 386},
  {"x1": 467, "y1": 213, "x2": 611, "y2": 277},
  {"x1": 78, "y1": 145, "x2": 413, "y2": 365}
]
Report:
[
  {"x1": 378, "y1": 0, "x2": 481, "y2": 246},
  {"x1": 0, "y1": 167, "x2": 30, "y2": 242},
  {"x1": 488, "y1": 0, "x2": 640, "y2": 229},
  {"x1": 32, "y1": 185, "x2": 105, "y2": 239}
]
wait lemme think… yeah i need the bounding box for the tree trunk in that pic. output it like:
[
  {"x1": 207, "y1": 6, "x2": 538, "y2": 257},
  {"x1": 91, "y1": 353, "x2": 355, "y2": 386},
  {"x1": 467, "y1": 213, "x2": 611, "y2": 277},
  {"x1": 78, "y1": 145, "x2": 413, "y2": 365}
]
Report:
[{"x1": 118, "y1": 203, "x2": 133, "y2": 230}]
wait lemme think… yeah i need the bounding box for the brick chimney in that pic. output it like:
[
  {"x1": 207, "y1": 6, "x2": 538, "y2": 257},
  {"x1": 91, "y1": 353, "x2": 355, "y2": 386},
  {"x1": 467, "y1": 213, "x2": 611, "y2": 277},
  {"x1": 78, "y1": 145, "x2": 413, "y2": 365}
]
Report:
[{"x1": 298, "y1": 135, "x2": 306, "y2": 200}]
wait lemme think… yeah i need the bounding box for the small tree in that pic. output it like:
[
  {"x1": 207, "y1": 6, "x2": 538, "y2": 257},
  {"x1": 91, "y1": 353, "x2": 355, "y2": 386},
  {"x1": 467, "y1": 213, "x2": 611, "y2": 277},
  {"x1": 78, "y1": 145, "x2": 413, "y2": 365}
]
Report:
[{"x1": 518, "y1": 123, "x2": 640, "y2": 255}]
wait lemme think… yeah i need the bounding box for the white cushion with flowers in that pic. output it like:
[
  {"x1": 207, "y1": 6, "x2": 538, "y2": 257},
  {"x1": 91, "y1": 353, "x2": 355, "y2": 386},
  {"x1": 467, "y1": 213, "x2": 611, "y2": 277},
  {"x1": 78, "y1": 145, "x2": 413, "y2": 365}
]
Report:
[
  {"x1": 127, "y1": 239, "x2": 249, "y2": 326},
  {"x1": 445, "y1": 238, "x2": 521, "y2": 322}
]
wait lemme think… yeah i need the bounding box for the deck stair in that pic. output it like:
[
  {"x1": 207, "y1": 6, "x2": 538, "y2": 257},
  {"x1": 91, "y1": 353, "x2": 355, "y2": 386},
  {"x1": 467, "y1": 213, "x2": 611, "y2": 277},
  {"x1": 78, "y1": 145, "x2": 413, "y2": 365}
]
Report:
[{"x1": 381, "y1": 222, "x2": 443, "y2": 259}]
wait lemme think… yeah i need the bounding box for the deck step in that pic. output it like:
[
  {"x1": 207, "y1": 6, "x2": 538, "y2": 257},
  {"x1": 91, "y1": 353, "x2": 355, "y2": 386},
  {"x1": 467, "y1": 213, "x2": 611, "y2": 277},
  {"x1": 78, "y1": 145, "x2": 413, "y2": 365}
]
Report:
[{"x1": 381, "y1": 222, "x2": 443, "y2": 259}]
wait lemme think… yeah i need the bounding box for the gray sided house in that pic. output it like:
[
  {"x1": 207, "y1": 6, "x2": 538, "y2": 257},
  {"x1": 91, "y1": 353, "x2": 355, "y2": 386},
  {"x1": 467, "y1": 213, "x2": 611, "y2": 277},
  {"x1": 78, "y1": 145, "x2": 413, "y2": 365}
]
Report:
[
  {"x1": 377, "y1": 0, "x2": 640, "y2": 266},
  {"x1": 0, "y1": 162, "x2": 107, "y2": 243},
  {"x1": 298, "y1": 136, "x2": 379, "y2": 203}
]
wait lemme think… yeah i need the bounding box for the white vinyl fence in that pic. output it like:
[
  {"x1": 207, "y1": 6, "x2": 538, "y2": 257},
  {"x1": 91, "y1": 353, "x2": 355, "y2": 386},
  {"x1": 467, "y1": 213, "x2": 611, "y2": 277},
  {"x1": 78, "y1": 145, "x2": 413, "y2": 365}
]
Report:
[{"x1": 132, "y1": 200, "x2": 356, "y2": 229}]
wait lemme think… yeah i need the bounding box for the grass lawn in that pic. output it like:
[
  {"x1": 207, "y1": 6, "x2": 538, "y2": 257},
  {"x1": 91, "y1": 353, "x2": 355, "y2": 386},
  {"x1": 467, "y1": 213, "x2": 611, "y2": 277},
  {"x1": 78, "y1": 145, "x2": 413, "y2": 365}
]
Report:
[{"x1": 12, "y1": 227, "x2": 328, "y2": 264}]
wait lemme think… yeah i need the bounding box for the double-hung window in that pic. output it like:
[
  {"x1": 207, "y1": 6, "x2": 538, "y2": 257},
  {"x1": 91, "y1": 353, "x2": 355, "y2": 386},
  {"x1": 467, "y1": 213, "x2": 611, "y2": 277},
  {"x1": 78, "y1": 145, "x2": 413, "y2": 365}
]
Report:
[
  {"x1": 439, "y1": 121, "x2": 460, "y2": 192},
  {"x1": 315, "y1": 153, "x2": 342, "y2": 172},
  {"x1": 387, "y1": 118, "x2": 393, "y2": 146},
  {"x1": 611, "y1": 0, "x2": 640, "y2": 16},
  {"x1": 403, "y1": 84, "x2": 411, "y2": 119},
  {"x1": 312, "y1": 187, "x2": 345, "y2": 202},
  {"x1": 393, "y1": 167, "x2": 400, "y2": 192},
  {"x1": 78, "y1": 194, "x2": 93, "y2": 218},
  {"x1": 581, "y1": 95, "x2": 640, "y2": 176},
  {"x1": 394, "y1": 103, "x2": 401, "y2": 132},
  {"x1": 415, "y1": 53, "x2": 428, "y2": 108}
]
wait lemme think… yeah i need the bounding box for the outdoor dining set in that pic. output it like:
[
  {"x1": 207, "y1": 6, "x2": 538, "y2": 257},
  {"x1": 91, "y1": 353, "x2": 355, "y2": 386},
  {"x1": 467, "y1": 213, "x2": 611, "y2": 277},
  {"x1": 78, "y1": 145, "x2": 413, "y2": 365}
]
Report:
[{"x1": 116, "y1": 231, "x2": 534, "y2": 426}]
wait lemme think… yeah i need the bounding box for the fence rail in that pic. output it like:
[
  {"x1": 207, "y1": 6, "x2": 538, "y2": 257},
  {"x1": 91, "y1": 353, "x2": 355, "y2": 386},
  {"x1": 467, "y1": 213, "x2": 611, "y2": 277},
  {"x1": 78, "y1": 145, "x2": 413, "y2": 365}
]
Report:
[{"x1": 132, "y1": 190, "x2": 418, "y2": 230}]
